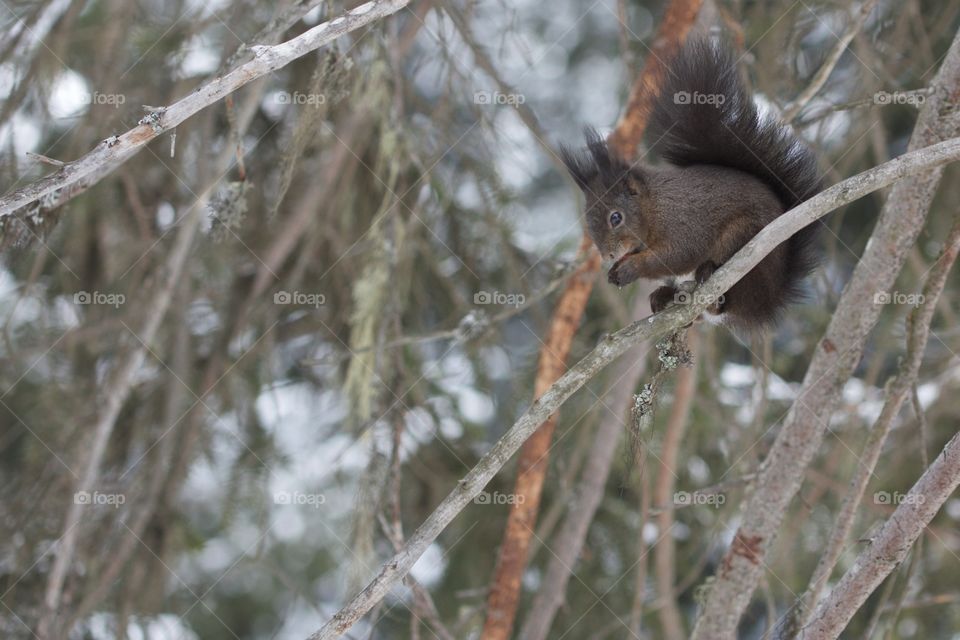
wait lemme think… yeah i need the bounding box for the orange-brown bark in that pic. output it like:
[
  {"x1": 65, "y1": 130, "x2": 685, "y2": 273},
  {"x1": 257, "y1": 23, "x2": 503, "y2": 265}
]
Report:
[{"x1": 481, "y1": 2, "x2": 704, "y2": 638}]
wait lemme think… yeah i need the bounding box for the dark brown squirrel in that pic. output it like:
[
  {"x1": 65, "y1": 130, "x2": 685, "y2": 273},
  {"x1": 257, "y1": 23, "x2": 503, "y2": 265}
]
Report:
[{"x1": 560, "y1": 39, "x2": 822, "y2": 330}]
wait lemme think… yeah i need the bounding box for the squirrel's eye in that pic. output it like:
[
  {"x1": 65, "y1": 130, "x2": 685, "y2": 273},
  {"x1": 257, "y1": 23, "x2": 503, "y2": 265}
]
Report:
[{"x1": 609, "y1": 211, "x2": 623, "y2": 228}]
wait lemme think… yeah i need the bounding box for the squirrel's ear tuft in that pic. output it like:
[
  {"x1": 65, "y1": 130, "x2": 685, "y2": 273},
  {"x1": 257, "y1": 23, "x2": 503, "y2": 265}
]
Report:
[
  {"x1": 559, "y1": 142, "x2": 595, "y2": 190},
  {"x1": 584, "y1": 127, "x2": 630, "y2": 188},
  {"x1": 560, "y1": 127, "x2": 631, "y2": 191}
]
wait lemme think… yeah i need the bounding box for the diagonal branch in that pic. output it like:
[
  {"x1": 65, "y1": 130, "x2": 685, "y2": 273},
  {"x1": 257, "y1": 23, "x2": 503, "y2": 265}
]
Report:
[
  {"x1": 0, "y1": 0, "x2": 410, "y2": 239},
  {"x1": 306, "y1": 135, "x2": 960, "y2": 640},
  {"x1": 800, "y1": 429, "x2": 960, "y2": 639},
  {"x1": 781, "y1": 0, "x2": 880, "y2": 123}
]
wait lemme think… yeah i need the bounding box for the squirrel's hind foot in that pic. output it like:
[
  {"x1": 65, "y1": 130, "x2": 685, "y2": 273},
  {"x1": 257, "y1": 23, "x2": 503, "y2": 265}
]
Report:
[{"x1": 649, "y1": 285, "x2": 678, "y2": 314}]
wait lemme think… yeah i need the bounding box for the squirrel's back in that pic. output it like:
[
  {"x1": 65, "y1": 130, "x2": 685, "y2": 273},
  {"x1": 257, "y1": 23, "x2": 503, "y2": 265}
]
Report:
[{"x1": 647, "y1": 39, "x2": 821, "y2": 305}]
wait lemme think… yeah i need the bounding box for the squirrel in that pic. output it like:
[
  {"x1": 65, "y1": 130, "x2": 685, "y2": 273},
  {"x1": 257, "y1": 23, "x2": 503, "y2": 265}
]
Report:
[{"x1": 560, "y1": 39, "x2": 821, "y2": 330}]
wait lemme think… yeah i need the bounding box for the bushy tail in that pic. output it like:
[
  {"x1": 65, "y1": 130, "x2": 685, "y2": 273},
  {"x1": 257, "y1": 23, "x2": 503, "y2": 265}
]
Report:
[{"x1": 647, "y1": 39, "x2": 821, "y2": 292}]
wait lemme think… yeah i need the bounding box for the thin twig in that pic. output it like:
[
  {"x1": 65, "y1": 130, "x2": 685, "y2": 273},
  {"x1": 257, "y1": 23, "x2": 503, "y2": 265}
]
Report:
[{"x1": 781, "y1": 0, "x2": 881, "y2": 123}]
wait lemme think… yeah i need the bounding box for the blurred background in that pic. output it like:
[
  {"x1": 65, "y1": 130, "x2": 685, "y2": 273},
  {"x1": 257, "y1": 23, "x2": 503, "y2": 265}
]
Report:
[{"x1": 1, "y1": 0, "x2": 959, "y2": 638}]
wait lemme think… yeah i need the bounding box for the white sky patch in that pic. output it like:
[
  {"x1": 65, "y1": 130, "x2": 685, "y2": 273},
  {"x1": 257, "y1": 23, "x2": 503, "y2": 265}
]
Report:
[
  {"x1": 272, "y1": 506, "x2": 307, "y2": 542},
  {"x1": 403, "y1": 407, "x2": 438, "y2": 446},
  {"x1": 916, "y1": 382, "x2": 939, "y2": 409},
  {"x1": 719, "y1": 362, "x2": 797, "y2": 402},
  {"x1": 946, "y1": 498, "x2": 960, "y2": 520},
  {"x1": 0, "y1": 63, "x2": 16, "y2": 97},
  {"x1": 494, "y1": 110, "x2": 540, "y2": 192},
  {"x1": 512, "y1": 190, "x2": 580, "y2": 256},
  {"x1": 481, "y1": 345, "x2": 512, "y2": 379},
  {"x1": 262, "y1": 90, "x2": 288, "y2": 120},
  {"x1": 439, "y1": 417, "x2": 463, "y2": 439},
  {"x1": 177, "y1": 36, "x2": 220, "y2": 78},
  {"x1": 839, "y1": 378, "x2": 885, "y2": 424},
  {"x1": 257, "y1": 383, "x2": 353, "y2": 471},
  {"x1": 194, "y1": 537, "x2": 236, "y2": 574},
  {"x1": 456, "y1": 387, "x2": 495, "y2": 424},
  {"x1": 672, "y1": 521, "x2": 691, "y2": 541},
  {"x1": 522, "y1": 566, "x2": 541, "y2": 590},
  {"x1": 85, "y1": 613, "x2": 200, "y2": 640},
  {"x1": 0, "y1": 287, "x2": 44, "y2": 331},
  {"x1": 156, "y1": 201, "x2": 176, "y2": 229},
  {"x1": 410, "y1": 542, "x2": 445, "y2": 586},
  {"x1": 426, "y1": 350, "x2": 493, "y2": 423},
  {"x1": 572, "y1": 54, "x2": 621, "y2": 125},
  {"x1": 0, "y1": 113, "x2": 41, "y2": 158},
  {"x1": 642, "y1": 522, "x2": 659, "y2": 544},
  {"x1": 686, "y1": 456, "x2": 711, "y2": 484},
  {"x1": 454, "y1": 177, "x2": 483, "y2": 210},
  {"x1": 185, "y1": 0, "x2": 232, "y2": 14},
  {"x1": 48, "y1": 69, "x2": 89, "y2": 118},
  {"x1": 302, "y1": 5, "x2": 323, "y2": 24},
  {"x1": 186, "y1": 297, "x2": 220, "y2": 335}
]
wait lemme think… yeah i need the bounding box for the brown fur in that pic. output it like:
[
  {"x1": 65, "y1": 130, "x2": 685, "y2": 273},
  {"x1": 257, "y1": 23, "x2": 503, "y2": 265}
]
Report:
[{"x1": 560, "y1": 40, "x2": 821, "y2": 331}]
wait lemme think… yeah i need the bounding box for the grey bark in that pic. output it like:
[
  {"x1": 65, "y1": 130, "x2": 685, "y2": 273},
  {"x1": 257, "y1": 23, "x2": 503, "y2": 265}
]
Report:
[{"x1": 800, "y1": 430, "x2": 960, "y2": 639}]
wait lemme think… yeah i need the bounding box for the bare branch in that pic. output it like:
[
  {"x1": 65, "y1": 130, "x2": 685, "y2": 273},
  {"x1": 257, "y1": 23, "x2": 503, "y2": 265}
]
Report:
[
  {"x1": 800, "y1": 430, "x2": 960, "y2": 639},
  {"x1": 0, "y1": 0, "x2": 410, "y2": 238},
  {"x1": 781, "y1": 0, "x2": 880, "y2": 123},
  {"x1": 38, "y1": 185, "x2": 204, "y2": 639}
]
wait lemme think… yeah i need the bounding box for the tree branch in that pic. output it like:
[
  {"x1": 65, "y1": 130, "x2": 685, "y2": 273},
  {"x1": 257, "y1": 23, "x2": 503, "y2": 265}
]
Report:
[
  {"x1": 306, "y1": 135, "x2": 960, "y2": 640},
  {"x1": 0, "y1": 0, "x2": 410, "y2": 240},
  {"x1": 800, "y1": 430, "x2": 960, "y2": 639},
  {"x1": 781, "y1": 0, "x2": 880, "y2": 123}
]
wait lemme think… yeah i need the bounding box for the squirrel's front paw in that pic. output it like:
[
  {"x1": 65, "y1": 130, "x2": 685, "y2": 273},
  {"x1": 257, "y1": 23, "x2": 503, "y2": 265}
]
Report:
[{"x1": 608, "y1": 253, "x2": 643, "y2": 287}]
